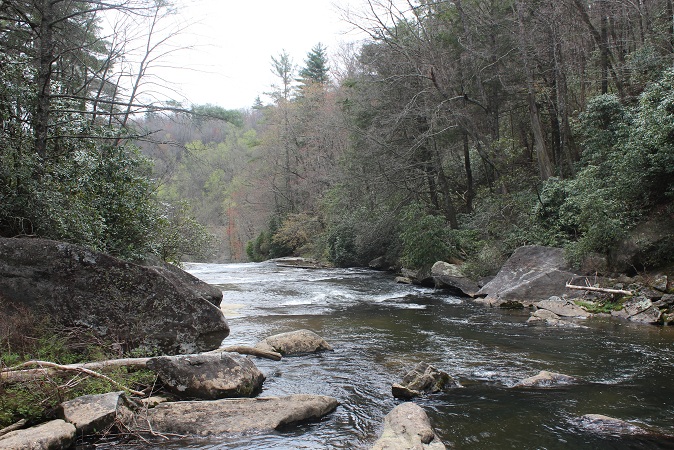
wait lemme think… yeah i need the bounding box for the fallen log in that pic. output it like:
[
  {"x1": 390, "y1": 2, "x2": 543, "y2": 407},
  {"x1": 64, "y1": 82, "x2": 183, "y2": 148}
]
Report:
[
  {"x1": 0, "y1": 346, "x2": 281, "y2": 385},
  {"x1": 0, "y1": 361, "x2": 145, "y2": 396},
  {"x1": 0, "y1": 419, "x2": 26, "y2": 437},
  {"x1": 206, "y1": 346, "x2": 282, "y2": 361},
  {"x1": 565, "y1": 283, "x2": 633, "y2": 296}
]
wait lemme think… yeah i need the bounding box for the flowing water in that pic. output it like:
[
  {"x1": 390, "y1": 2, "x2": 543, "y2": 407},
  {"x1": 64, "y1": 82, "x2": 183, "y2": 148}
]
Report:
[{"x1": 112, "y1": 262, "x2": 674, "y2": 449}]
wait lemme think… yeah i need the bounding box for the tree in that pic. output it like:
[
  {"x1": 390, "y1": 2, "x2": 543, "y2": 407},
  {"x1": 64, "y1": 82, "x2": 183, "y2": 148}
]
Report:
[
  {"x1": 297, "y1": 43, "x2": 330, "y2": 91},
  {"x1": 0, "y1": 0, "x2": 209, "y2": 261}
]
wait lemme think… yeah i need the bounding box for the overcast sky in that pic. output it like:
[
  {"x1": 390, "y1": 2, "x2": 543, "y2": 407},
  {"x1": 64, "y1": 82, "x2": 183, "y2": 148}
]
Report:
[{"x1": 157, "y1": 0, "x2": 367, "y2": 110}]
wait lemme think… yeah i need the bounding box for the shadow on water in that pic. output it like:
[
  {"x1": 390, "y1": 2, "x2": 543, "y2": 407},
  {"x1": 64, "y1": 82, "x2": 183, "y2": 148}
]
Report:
[{"x1": 89, "y1": 262, "x2": 674, "y2": 449}]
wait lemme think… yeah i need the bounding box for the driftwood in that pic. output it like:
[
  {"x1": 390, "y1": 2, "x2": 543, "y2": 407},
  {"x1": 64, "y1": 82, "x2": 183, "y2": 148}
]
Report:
[
  {"x1": 0, "y1": 346, "x2": 281, "y2": 385},
  {"x1": 566, "y1": 283, "x2": 633, "y2": 296},
  {"x1": 1, "y1": 361, "x2": 145, "y2": 396},
  {"x1": 0, "y1": 419, "x2": 27, "y2": 437},
  {"x1": 206, "y1": 345, "x2": 282, "y2": 361}
]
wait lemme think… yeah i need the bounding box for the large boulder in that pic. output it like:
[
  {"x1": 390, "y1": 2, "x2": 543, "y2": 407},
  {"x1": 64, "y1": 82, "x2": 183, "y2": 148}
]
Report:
[
  {"x1": 135, "y1": 394, "x2": 339, "y2": 436},
  {"x1": 0, "y1": 237, "x2": 229, "y2": 354},
  {"x1": 371, "y1": 402, "x2": 446, "y2": 450},
  {"x1": 146, "y1": 353, "x2": 265, "y2": 399},
  {"x1": 476, "y1": 246, "x2": 581, "y2": 306},
  {"x1": 392, "y1": 362, "x2": 461, "y2": 399},
  {"x1": 431, "y1": 261, "x2": 479, "y2": 297},
  {"x1": 0, "y1": 419, "x2": 76, "y2": 450},
  {"x1": 59, "y1": 391, "x2": 136, "y2": 436},
  {"x1": 254, "y1": 329, "x2": 333, "y2": 355}
]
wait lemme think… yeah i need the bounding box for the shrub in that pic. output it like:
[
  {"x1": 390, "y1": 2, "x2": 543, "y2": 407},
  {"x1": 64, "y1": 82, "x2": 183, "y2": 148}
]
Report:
[{"x1": 399, "y1": 203, "x2": 452, "y2": 269}]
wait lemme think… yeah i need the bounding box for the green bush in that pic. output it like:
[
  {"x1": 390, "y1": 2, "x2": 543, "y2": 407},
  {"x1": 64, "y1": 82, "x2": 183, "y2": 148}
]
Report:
[{"x1": 399, "y1": 203, "x2": 452, "y2": 269}]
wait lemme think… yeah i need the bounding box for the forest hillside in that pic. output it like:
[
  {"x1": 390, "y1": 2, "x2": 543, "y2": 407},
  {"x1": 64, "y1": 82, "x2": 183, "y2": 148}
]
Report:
[{"x1": 1, "y1": 0, "x2": 673, "y2": 276}]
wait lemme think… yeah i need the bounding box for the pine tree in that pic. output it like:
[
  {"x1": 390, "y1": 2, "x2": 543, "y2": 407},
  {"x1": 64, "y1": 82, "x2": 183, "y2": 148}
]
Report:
[{"x1": 297, "y1": 43, "x2": 330, "y2": 90}]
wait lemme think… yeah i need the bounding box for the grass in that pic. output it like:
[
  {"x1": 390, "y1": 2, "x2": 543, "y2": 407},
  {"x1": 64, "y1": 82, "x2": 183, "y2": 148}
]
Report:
[
  {"x1": 0, "y1": 307, "x2": 158, "y2": 428},
  {"x1": 574, "y1": 298, "x2": 625, "y2": 314}
]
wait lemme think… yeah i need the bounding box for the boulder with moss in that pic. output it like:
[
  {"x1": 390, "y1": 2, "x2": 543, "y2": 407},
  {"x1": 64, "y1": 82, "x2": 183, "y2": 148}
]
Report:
[{"x1": 0, "y1": 237, "x2": 229, "y2": 354}]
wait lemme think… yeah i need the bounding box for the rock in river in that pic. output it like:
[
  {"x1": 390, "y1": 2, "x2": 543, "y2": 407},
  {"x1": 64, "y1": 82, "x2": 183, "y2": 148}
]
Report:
[
  {"x1": 572, "y1": 414, "x2": 652, "y2": 436},
  {"x1": 392, "y1": 362, "x2": 461, "y2": 399},
  {"x1": 254, "y1": 329, "x2": 333, "y2": 355},
  {"x1": 476, "y1": 245, "x2": 581, "y2": 306},
  {"x1": 431, "y1": 261, "x2": 479, "y2": 297},
  {"x1": 535, "y1": 296, "x2": 592, "y2": 318},
  {"x1": 59, "y1": 391, "x2": 135, "y2": 435},
  {"x1": 0, "y1": 237, "x2": 229, "y2": 354},
  {"x1": 137, "y1": 394, "x2": 339, "y2": 436},
  {"x1": 513, "y1": 370, "x2": 578, "y2": 388},
  {"x1": 0, "y1": 419, "x2": 76, "y2": 450},
  {"x1": 146, "y1": 353, "x2": 265, "y2": 399},
  {"x1": 371, "y1": 402, "x2": 446, "y2": 450}
]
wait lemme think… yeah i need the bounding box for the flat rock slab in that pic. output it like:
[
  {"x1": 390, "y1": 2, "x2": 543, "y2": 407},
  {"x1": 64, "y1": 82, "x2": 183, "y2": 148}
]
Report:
[
  {"x1": 140, "y1": 394, "x2": 339, "y2": 436},
  {"x1": 535, "y1": 297, "x2": 592, "y2": 318},
  {"x1": 527, "y1": 309, "x2": 583, "y2": 328},
  {"x1": 59, "y1": 391, "x2": 134, "y2": 435},
  {"x1": 371, "y1": 402, "x2": 446, "y2": 450},
  {"x1": 146, "y1": 353, "x2": 265, "y2": 399},
  {"x1": 0, "y1": 419, "x2": 76, "y2": 450},
  {"x1": 254, "y1": 329, "x2": 333, "y2": 355}
]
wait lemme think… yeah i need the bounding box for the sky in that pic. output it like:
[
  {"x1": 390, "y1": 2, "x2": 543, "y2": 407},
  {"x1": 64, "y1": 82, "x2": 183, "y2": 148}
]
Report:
[{"x1": 156, "y1": 0, "x2": 368, "y2": 110}]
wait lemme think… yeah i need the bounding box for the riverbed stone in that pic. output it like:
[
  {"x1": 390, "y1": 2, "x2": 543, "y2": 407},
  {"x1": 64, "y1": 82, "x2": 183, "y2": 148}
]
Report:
[
  {"x1": 392, "y1": 362, "x2": 460, "y2": 399},
  {"x1": 137, "y1": 394, "x2": 339, "y2": 436},
  {"x1": 513, "y1": 370, "x2": 578, "y2": 388},
  {"x1": 0, "y1": 237, "x2": 229, "y2": 354},
  {"x1": 59, "y1": 391, "x2": 135, "y2": 436},
  {"x1": 573, "y1": 414, "x2": 651, "y2": 436},
  {"x1": 610, "y1": 296, "x2": 663, "y2": 323},
  {"x1": 527, "y1": 309, "x2": 565, "y2": 327},
  {"x1": 651, "y1": 274, "x2": 669, "y2": 292},
  {"x1": 535, "y1": 296, "x2": 592, "y2": 318},
  {"x1": 629, "y1": 305, "x2": 662, "y2": 324},
  {"x1": 146, "y1": 353, "x2": 265, "y2": 399},
  {"x1": 475, "y1": 246, "x2": 582, "y2": 306},
  {"x1": 0, "y1": 419, "x2": 76, "y2": 450},
  {"x1": 401, "y1": 267, "x2": 435, "y2": 287},
  {"x1": 371, "y1": 402, "x2": 446, "y2": 450},
  {"x1": 431, "y1": 261, "x2": 479, "y2": 297},
  {"x1": 254, "y1": 329, "x2": 333, "y2": 355}
]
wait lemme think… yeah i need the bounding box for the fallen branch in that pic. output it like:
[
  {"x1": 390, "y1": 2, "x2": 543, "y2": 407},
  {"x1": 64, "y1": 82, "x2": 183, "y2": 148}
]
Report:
[
  {"x1": 0, "y1": 346, "x2": 281, "y2": 385},
  {"x1": 1, "y1": 361, "x2": 145, "y2": 396},
  {"x1": 0, "y1": 419, "x2": 27, "y2": 437},
  {"x1": 206, "y1": 345, "x2": 282, "y2": 361},
  {"x1": 566, "y1": 283, "x2": 633, "y2": 296}
]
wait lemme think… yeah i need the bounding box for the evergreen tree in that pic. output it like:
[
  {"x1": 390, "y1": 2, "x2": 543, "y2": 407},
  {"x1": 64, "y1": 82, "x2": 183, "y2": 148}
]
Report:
[{"x1": 297, "y1": 43, "x2": 330, "y2": 89}]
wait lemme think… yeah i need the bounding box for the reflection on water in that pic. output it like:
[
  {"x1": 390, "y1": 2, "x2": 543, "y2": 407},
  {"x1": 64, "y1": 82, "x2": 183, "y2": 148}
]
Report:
[{"x1": 93, "y1": 262, "x2": 674, "y2": 449}]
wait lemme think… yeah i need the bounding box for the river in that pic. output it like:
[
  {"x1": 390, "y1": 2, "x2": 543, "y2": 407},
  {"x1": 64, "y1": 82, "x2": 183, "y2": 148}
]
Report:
[{"x1": 124, "y1": 262, "x2": 674, "y2": 449}]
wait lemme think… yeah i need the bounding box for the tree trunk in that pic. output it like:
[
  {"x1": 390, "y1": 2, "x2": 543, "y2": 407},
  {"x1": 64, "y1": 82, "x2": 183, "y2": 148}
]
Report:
[
  {"x1": 516, "y1": 1, "x2": 554, "y2": 180},
  {"x1": 462, "y1": 131, "x2": 474, "y2": 213},
  {"x1": 35, "y1": 0, "x2": 55, "y2": 158}
]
